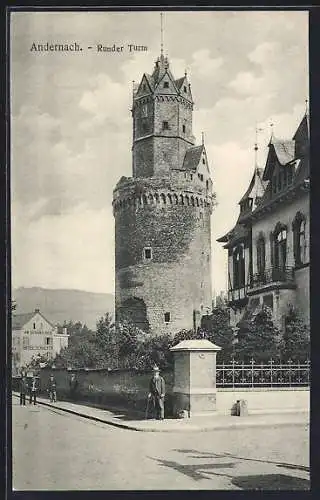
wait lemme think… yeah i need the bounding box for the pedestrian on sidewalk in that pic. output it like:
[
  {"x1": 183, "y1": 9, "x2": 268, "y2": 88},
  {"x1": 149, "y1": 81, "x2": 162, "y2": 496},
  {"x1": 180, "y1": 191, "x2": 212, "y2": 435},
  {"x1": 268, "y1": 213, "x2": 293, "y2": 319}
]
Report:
[
  {"x1": 69, "y1": 373, "x2": 79, "y2": 401},
  {"x1": 29, "y1": 375, "x2": 40, "y2": 405},
  {"x1": 47, "y1": 373, "x2": 57, "y2": 402},
  {"x1": 148, "y1": 365, "x2": 165, "y2": 420},
  {"x1": 19, "y1": 375, "x2": 28, "y2": 406}
]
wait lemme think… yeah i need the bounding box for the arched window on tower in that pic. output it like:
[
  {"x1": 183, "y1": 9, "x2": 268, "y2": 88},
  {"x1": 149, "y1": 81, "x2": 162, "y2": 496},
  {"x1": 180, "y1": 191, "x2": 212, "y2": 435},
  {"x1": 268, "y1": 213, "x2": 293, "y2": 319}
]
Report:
[
  {"x1": 292, "y1": 212, "x2": 307, "y2": 267},
  {"x1": 233, "y1": 245, "x2": 245, "y2": 290}
]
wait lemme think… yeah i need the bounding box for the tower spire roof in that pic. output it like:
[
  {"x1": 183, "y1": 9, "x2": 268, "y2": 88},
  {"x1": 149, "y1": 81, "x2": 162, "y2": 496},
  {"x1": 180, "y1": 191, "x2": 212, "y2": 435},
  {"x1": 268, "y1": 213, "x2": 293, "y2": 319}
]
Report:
[{"x1": 160, "y1": 12, "x2": 164, "y2": 57}]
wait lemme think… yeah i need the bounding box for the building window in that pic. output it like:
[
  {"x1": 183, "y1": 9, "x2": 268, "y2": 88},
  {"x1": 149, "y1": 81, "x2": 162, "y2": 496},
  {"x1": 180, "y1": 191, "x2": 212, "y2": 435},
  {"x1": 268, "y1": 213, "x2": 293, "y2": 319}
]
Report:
[
  {"x1": 141, "y1": 104, "x2": 148, "y2": 117},
  {"x1": 142, "y1": 84, "x2": 146, "y2": 92},
  {"x1": 143, "y1": 247, "x2": 152, "y2": 260},
  {"x1": 293, "y1": 212, "x2": 307, "y2": 267},
  {"x1": 33, "y1": 323, "x2": 36, "y2": 329},
  {"x1": 274, "y1": 224, "x2": 287, "y2": 271},
  {"x1": 164, "y1": 312, "x2": 171, "y2": 323},
  {"x1": 287, "y1": 166, "x2": 294, "y2": 184},
  {"x1": 163, "y1": 81, "x2": 169, "y2": 88},
  {"x1": 45, "y1": 337, "x2": 51, "y2": 345},
  {"x1": 162, "y1": 121, "x2": 169, "y2": 130},
  {"x1": 198, "y1": 173, "x2": 204, "y2": 181},
  {"x1": 183, "y1": 85, "x2": 187, "y2": 92},
  {"x1": 206, "y1": 180, "x2": 209, "y2": 189},
  {"x1": 190, "y1": 174, "x2": 193, "y2": 180},
  {"x1": 142, "y1": 122, "x2": 148, "y2": 133},
  {"x1": 23, "y1": 336, "x2": 29, "y2": 348},
  {"x1": 182, "y1": 124, "x2": 186, "y2": 133},
  {"x1": 233, "y1": 245, "x2": 245, "y2": 289},
  {"x1": 256, "y1": 235, "x2": 266, "y2": 276},
  {"x1": 202, "y1": 158, "x2": 205, "y2": 164}
]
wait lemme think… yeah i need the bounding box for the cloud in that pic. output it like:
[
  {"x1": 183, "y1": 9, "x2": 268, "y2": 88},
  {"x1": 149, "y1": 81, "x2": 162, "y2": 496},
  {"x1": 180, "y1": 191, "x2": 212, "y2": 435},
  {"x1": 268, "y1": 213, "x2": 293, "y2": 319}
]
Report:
[
  {"x1": 12, "y1": 203, "x2": 115, "y2": 294},
  {"x1": 228, "y1": 71, "x2": 265, "y2": 96},
  {"x1": 191, "y1": 49, "x2": 224, "y2": 78},
  {"x1": 248, "y1": 42, "x2": 280, "y2": 65}
]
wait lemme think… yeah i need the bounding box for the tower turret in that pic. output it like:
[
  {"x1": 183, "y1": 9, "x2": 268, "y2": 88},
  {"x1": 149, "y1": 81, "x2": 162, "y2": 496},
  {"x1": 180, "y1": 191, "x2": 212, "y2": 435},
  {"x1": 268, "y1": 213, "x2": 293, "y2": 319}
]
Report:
[{"x1": 132, "y1": 55, "x2": 195, "y2": 178}]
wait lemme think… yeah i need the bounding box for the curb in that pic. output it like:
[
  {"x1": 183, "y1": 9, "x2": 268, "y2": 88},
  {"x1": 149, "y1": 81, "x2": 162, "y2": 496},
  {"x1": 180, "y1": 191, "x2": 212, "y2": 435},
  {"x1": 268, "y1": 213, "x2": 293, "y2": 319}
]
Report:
[{"x1": 13, "y1": 394, "x2": 309, "y2": 433}]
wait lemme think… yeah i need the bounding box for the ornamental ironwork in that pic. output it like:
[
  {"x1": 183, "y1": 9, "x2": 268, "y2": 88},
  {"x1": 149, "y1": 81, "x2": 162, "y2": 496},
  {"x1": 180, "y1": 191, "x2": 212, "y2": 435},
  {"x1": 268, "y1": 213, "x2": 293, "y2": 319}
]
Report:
[
  {"x1": 216, "y1": 359, "x2": 310, "y2": 388},
  {"x1": 250, "y1": 266, "x2": 295, "y2": 289}
]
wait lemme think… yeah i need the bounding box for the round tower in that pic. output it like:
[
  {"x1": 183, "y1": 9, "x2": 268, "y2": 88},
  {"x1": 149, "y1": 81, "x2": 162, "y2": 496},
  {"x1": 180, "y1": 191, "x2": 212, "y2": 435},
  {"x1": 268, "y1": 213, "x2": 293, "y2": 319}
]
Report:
[{"x1": 113, "y1": 55, "x2": 214, "y2": 335}]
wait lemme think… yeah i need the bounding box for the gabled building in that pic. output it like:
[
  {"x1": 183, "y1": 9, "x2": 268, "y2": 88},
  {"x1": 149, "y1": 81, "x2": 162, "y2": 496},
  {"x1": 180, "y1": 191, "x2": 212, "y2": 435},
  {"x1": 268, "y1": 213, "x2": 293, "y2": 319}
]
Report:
[
  {"x1": 218, "y1": 111, "x2": 310, "y2": 330},
  {"x1": 12, "y1": 309, "x2": 69, "y2": 375}
]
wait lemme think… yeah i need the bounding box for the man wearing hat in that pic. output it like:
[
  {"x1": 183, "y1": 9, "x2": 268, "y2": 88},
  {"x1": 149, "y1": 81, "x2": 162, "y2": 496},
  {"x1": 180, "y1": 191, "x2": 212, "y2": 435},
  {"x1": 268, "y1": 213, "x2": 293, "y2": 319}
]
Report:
[{"x1": 148, "y1": 365, "x2": 166, "y2": 420}]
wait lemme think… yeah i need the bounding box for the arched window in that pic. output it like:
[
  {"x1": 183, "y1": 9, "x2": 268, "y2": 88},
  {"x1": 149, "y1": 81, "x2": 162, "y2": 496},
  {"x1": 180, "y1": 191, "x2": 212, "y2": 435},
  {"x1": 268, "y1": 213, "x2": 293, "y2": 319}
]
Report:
[
  {"x1": 160, "y1": 193, "x2": 166, "y2": 204},
  {"x1": 256, "y1": 234, "x2": 266, "y2": 276},
  {"x1": 292, "y1": 212, "x2": 307, "y2": 267},
  {"x1": 274, "y1": 223, "x2": 287, "y2": 271},
  {"x1": 233, "y1": 245, "x2": 245, "y2": 289}
]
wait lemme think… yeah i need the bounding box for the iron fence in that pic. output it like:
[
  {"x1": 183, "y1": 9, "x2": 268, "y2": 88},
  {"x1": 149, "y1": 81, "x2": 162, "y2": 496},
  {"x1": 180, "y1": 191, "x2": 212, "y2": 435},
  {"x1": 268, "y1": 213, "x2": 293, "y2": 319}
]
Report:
[{"x1": 216, "y1": 359, "x2": 310, "y2": 388}]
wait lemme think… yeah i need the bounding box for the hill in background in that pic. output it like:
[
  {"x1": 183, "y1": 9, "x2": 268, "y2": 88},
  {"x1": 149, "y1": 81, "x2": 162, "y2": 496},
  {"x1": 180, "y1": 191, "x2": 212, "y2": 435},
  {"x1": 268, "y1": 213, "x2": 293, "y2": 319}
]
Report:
[{"x1": 13, "y1": 287, "x2": 114, "y2": 330}]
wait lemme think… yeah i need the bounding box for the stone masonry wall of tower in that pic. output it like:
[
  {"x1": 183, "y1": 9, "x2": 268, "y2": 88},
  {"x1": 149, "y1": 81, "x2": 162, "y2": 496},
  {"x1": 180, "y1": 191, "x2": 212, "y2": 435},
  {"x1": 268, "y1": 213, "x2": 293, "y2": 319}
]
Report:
[{"x1": 113, "y1": 54, "x2": 214, "y2": 336}]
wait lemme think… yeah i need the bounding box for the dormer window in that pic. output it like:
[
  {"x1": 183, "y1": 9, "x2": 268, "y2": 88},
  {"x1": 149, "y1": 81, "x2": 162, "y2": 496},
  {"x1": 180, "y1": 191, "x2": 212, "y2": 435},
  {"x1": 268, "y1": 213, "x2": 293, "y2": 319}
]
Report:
[
  {"x1": 141, "y1": 104, "x2": 148, "y2": 117},
  {"x1": 202, "y1": 158, "x2": 205, "y2": 164},
  {"x1": 182, "y1": 124, "x2": 186, "y2": 133},
  {"x1": 163, "y1": 81, "x2": 169, "y2": 88},
  {"x1": 163, "y1": 121, "x2": 169, "y2": 130}
]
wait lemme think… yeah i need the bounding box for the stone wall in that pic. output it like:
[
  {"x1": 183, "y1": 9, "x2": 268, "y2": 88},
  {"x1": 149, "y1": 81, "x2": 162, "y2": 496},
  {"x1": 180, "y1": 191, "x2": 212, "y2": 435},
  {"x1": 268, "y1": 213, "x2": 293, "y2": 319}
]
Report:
[
  {"x1": 32, "y1": 368, "x2": 309, "y2": 417},
  {"x1": 113, "y1": 178, "x2": 213, "y2": 335}
]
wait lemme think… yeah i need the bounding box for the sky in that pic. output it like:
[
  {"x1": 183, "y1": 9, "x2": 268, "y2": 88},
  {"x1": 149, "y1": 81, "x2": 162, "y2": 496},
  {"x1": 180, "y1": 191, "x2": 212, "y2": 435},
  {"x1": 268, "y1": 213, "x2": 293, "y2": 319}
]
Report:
[{"x1": 10, "y1": 10, "x2": 309, "y2": 296}]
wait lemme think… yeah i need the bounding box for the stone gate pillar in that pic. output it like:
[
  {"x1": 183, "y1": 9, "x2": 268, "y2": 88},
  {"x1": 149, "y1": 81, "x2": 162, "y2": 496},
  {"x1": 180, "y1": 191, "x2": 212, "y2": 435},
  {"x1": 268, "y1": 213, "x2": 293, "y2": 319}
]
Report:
[{"x1": 170, "y1": 339, "x2": 221, "y2": 418}]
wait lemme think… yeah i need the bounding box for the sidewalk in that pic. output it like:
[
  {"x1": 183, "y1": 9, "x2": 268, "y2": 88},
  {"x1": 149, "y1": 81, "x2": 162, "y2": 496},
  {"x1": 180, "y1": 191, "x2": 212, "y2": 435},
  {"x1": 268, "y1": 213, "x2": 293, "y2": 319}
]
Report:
[{"x1": 12, "y1": 392, "x2": 309, "y2": 433}]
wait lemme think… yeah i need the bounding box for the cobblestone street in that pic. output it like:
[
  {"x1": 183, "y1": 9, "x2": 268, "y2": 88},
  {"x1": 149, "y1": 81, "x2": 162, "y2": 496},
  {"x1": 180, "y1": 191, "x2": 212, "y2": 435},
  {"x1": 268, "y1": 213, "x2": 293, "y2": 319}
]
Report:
[{"x1": 12, "y1": 400, "x2": 309, "y2": 490}]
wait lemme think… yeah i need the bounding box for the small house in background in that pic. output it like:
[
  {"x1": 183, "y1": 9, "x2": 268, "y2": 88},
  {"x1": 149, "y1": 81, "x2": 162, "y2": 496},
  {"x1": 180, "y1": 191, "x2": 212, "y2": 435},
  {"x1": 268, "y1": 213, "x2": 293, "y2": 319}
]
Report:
[{"x1": 12, "y1": 308, "x2": 69, "y2": 376}]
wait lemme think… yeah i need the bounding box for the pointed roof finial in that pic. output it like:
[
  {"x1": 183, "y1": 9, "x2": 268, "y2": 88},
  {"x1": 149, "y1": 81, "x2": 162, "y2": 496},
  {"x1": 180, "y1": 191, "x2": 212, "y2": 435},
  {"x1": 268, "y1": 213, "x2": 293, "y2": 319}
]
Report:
[
  {"x1": 254, "y1": 123, "x2": 263, "y2": 169},
  {"x1": 305, "y1": 98, "x2": 309, "y2": 116},
  {"x1": 201, "y1": 132, "x2": 204, "y2": 145},
  {"x1": 160, "y1": 12, "x2": 164, "y2": 57},
  {"x1": 269, "y1": 121, "x2": 274, "y2": 142}
]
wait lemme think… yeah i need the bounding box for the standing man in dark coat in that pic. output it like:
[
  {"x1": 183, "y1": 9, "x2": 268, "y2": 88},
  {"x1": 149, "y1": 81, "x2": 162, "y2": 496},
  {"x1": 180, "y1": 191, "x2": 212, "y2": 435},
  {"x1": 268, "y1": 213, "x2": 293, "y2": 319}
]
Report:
[
  {"x1": 19, "y1": 375, "x2": 28, "y2": 406},
  {"x1": 148, "y1": 365, "x2": 165, "y2": 420}
]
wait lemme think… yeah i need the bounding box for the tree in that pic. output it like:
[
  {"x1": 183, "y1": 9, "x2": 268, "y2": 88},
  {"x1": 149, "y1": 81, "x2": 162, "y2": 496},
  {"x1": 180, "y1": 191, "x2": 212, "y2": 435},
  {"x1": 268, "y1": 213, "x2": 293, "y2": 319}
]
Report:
[
  {"x1": 281, "y1": 307, "x2": 310, "y2": 362},
  {"x1": 200, "y1": 307, "x2": 234, "y2": 361},
  {"x1": 234, "y1": 306, "x2": 282, "y2": 362}
]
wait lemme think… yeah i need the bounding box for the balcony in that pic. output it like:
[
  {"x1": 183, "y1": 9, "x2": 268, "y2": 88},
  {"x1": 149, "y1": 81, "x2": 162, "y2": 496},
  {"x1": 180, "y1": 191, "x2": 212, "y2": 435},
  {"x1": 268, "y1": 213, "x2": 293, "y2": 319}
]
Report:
[{"x1": 248, "y1": 266, "x2": 296, "y2": 293}]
